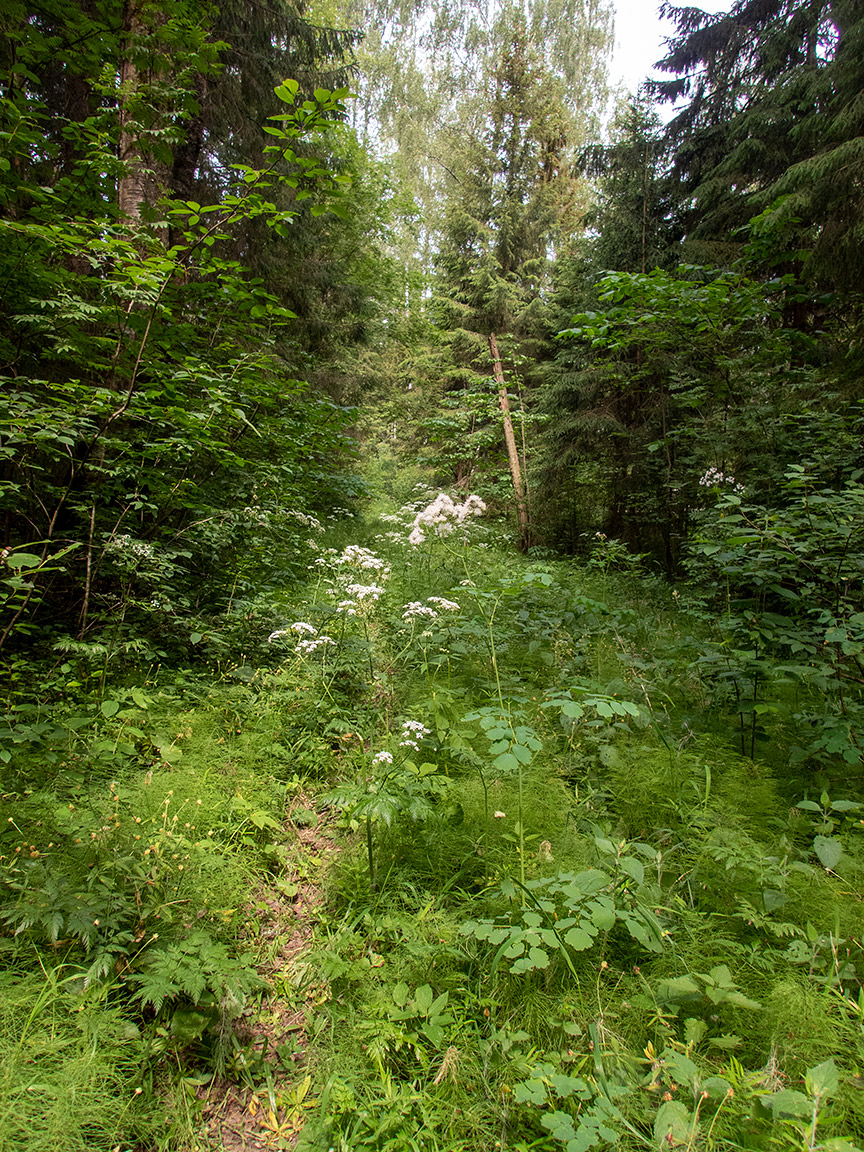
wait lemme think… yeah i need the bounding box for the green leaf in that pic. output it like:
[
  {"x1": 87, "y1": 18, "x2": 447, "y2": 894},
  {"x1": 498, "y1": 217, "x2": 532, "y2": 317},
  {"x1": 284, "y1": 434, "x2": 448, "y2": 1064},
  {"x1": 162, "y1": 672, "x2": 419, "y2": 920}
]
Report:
[
  {"x1": 619, "y1": 856, "x2": 644, "y2": 885},
  {"x1": 762, "y1": 1089, "x2": 811, "y2": 1118},
  {"x1": 541, "y1": 1110, "x2": 577, "y2": 1142},
  {"x1": 806, "y1": 1058, "x2": 839, "y2": 1099},
  {"x1": 654, "y1": 1101, "x2": 692, "y2": 1147},
  {"x1": 514, "y1": 1079, "x2": 547, "y2": 1106},
  {"x1": 101, "y1": 700, "x2": 120, "y2": 718},
  {"x1": 588, "y1": 899, "x2": 616, "y2": 932},
  {"x1": 493, "y1": 752, "x2": 519, "y2": 773},
  {"x1": 563, "y1": 926, "x2": 595, "y2": 951},
  {"x1": 814, "y1": 835, "x2": 843, "y2": 870},
  {"x1": 5, "y1": 553, "x2": 41, "y2": 569}
]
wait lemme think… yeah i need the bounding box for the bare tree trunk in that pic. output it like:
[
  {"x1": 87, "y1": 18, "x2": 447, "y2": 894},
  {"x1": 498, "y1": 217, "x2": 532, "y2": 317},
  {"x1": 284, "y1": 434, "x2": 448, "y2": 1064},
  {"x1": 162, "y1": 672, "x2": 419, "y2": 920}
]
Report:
[{"x1": 489, "y1": 332, "x2": 530, "y2": 550}]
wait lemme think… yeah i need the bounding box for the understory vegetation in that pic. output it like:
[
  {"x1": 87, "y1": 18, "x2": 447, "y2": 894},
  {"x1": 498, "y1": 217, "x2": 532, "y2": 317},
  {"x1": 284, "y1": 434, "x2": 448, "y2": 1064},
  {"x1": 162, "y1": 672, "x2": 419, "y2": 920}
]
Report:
[
  {"x1": 4, "y1": 461, "x2": 864, "y2": 1150},
  {"x1": 3, "y1": 0, "x2": 864, "y2": 1148}
]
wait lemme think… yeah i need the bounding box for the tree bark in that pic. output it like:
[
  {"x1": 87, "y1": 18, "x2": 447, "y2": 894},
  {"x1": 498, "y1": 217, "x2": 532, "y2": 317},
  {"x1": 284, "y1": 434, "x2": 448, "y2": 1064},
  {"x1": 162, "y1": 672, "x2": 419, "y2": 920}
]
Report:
[
  {"x1": 489, "y1": 332, "x2": 530, "y2": 550},
  {"x1": 118, "y1": 0, "x2": 147, "y2": 220}
]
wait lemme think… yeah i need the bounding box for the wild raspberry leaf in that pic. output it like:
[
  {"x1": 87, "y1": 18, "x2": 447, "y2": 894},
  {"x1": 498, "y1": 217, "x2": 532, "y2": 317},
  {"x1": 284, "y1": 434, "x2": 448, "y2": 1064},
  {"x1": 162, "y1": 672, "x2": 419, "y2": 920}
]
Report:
[
  {"x1": 664, "y1": 1050, "x2": 699, "y2": 1086},
  {"x1": 654, "y1": 1101, "x2": 692, "y2": 1147},
  {"x1": 805, "y1": 1058, "x2": 839, "y2": 1099},
  {"x1": 703, "y1": 1076, "x2": 733, "y2": 1098}
]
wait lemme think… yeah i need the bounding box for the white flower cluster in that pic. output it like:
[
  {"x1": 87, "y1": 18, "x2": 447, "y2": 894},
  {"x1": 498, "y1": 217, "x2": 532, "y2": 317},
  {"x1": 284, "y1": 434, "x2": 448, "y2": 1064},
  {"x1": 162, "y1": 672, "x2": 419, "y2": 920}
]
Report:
[
  {"x1": 336, "y1": 600, "x2": 358, "y2": 617},
  {"x1": 408, "y1": 493, "x2": 486, "y2": 546},
  {"x1": 268, "y1": 621, "x2": 334, "y2": 656},
  {"x1": 345, "y1": 582, "x2": 385, "y2": 602},
  {"x1": 372, "y1": 750, "x2": 393, "y2": 765},
  {"x1": 296, "y1": 635, "x2": 335, "y2": 656},
  {"x1": 241, "y1": 506, "x2": 273, "y2": 527},
  {"x1": 699, "y1": 467, "x2": 745, "y2": 494},
  {"x1": 399, "y1": 719, "x2": 431, "y2": 750},
  {"x1": 285, "y1": 509, "x2": 324, "y2": 532},
  {"x1": 105, "y1": 534, "x2": 155, "y2": 560},
  {"x1": 402, "y1": 601, "x2": 438, "y2": 620},
  {"x1": 338, "y1": 544, "x2": 390, "y2": 574},
  {"x1": 402, "y1": 596, "x2": 460, "y2": 621}
]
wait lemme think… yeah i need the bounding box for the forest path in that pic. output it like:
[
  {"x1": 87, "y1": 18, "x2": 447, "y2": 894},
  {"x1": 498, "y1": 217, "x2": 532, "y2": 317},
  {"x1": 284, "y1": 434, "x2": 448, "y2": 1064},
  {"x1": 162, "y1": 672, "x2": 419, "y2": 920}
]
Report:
[{"x1": 200, "y1": 799, "x2": 340, "y2": 1151}]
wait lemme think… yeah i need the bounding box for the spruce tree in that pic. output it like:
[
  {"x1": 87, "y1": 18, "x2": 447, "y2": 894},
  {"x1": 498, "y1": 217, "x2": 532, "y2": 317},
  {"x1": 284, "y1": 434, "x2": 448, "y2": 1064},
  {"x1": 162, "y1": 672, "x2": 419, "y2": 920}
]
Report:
[{"x1": 652, "y1": 0, "x2": 864, "y2": 289}]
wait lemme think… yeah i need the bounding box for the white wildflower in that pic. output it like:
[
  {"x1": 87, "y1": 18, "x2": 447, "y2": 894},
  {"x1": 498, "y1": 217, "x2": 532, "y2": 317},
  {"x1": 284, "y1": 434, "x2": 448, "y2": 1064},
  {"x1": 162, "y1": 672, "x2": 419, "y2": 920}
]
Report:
[
  {"x1": 286, "y1": 510, "x2": 324, "y2": 532},
  {"x1": 427, "y1": 597, "x2": 460, "y2": 612},
  {"x1": 338, "y1": 545, "x2": 389, "y2": 572},
  {"x1": 336, "y1": 600, "x2": 358, "y2": 616},
  {"x1": 372, "y1": 750, "x2": 393, "y2": 765},
  {"x1": 296, "y1": 636, "x2": 335, "y2": 656},
  {"x1": 290, "y1": 622, "x2": 317, "y2": 635},
  {"x1": 104, "y1": 534, "x2": 155, "y2": 560},
  {"x1": 345, "y1": 583, "x2": 385, "y2": 602},
  {"x1": 401, "y1": 720, "x2": 431, "y2": 737},
  {"x1": 408, "y1": 492, "x2": 485, "y2": 545},
  {"x1": 402, "y1": 601, "x2": 438, "y2": 620},
  {"x1": 699, "y1": 467, "x2": 745, "y2": 494}
]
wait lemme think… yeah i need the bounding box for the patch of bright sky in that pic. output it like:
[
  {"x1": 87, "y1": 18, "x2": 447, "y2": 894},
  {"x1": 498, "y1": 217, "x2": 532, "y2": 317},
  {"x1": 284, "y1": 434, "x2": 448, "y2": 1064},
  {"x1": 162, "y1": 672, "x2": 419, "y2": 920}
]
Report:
[{"x1": 609, "y1": 0, "x2": 731, "y2": 103}]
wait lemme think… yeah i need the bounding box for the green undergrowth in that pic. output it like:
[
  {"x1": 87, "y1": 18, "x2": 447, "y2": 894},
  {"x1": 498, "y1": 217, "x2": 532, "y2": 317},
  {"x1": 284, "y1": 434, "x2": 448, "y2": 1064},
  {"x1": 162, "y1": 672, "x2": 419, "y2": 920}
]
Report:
[{"x1": 3, "y1": 462, "x2": 864, "y2": 1150}]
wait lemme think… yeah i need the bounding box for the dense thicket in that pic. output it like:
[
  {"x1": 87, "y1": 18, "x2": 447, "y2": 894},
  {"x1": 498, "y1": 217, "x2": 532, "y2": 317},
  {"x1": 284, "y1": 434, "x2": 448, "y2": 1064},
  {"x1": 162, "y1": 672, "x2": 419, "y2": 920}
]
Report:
[{"x1": 0, "y1": 1, "x2": 391, "y2": 682}]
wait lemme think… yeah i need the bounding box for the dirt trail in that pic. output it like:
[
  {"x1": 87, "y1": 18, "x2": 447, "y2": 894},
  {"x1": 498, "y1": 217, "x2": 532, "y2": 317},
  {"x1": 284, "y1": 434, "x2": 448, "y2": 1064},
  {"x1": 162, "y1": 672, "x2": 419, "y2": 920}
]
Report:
[{"x1": 198, "y1": 804, "x2": 338, "y2": 1150}]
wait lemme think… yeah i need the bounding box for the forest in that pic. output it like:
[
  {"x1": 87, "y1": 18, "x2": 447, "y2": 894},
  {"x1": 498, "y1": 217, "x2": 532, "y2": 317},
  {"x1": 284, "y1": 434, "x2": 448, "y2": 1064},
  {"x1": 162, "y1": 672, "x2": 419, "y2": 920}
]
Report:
[{"x1": 2, "y1": 0, "x2": 864, "y2": 1148}]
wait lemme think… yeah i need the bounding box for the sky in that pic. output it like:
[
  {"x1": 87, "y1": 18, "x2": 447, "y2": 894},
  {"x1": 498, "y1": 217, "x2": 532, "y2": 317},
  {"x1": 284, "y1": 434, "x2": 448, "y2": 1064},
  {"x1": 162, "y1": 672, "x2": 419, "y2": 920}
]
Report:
[{"x1": 609, "y1": 0, "x2": 732, "y2": 97}]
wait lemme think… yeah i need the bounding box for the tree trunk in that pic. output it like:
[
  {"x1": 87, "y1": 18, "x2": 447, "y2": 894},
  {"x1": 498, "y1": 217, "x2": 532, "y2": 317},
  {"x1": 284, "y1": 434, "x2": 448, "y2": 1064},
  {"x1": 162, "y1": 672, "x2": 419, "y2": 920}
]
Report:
[
  {"x1": 118, "y1": 1, "x2": 147, "y2": 220},
  {"x1": 489, "y1": 332, "x2": 530, "y2": 550},
  {"x1": 117, "y1": 0, "x2": 169, "y2": 226}
]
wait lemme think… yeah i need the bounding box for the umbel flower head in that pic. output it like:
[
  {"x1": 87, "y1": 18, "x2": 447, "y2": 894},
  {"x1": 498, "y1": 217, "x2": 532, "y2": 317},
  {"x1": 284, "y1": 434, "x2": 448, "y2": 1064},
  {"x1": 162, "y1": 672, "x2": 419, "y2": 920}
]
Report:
[{"x1": 408, "y1": 493, "x2": 486, "y2": 546}]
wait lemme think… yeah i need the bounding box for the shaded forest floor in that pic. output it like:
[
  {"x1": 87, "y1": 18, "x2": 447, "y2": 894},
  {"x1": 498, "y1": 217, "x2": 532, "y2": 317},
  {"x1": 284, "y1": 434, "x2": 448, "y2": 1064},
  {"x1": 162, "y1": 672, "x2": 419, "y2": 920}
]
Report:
[{"x1": 3, "y1": 459, "x2": 864, "y2": 1152}]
